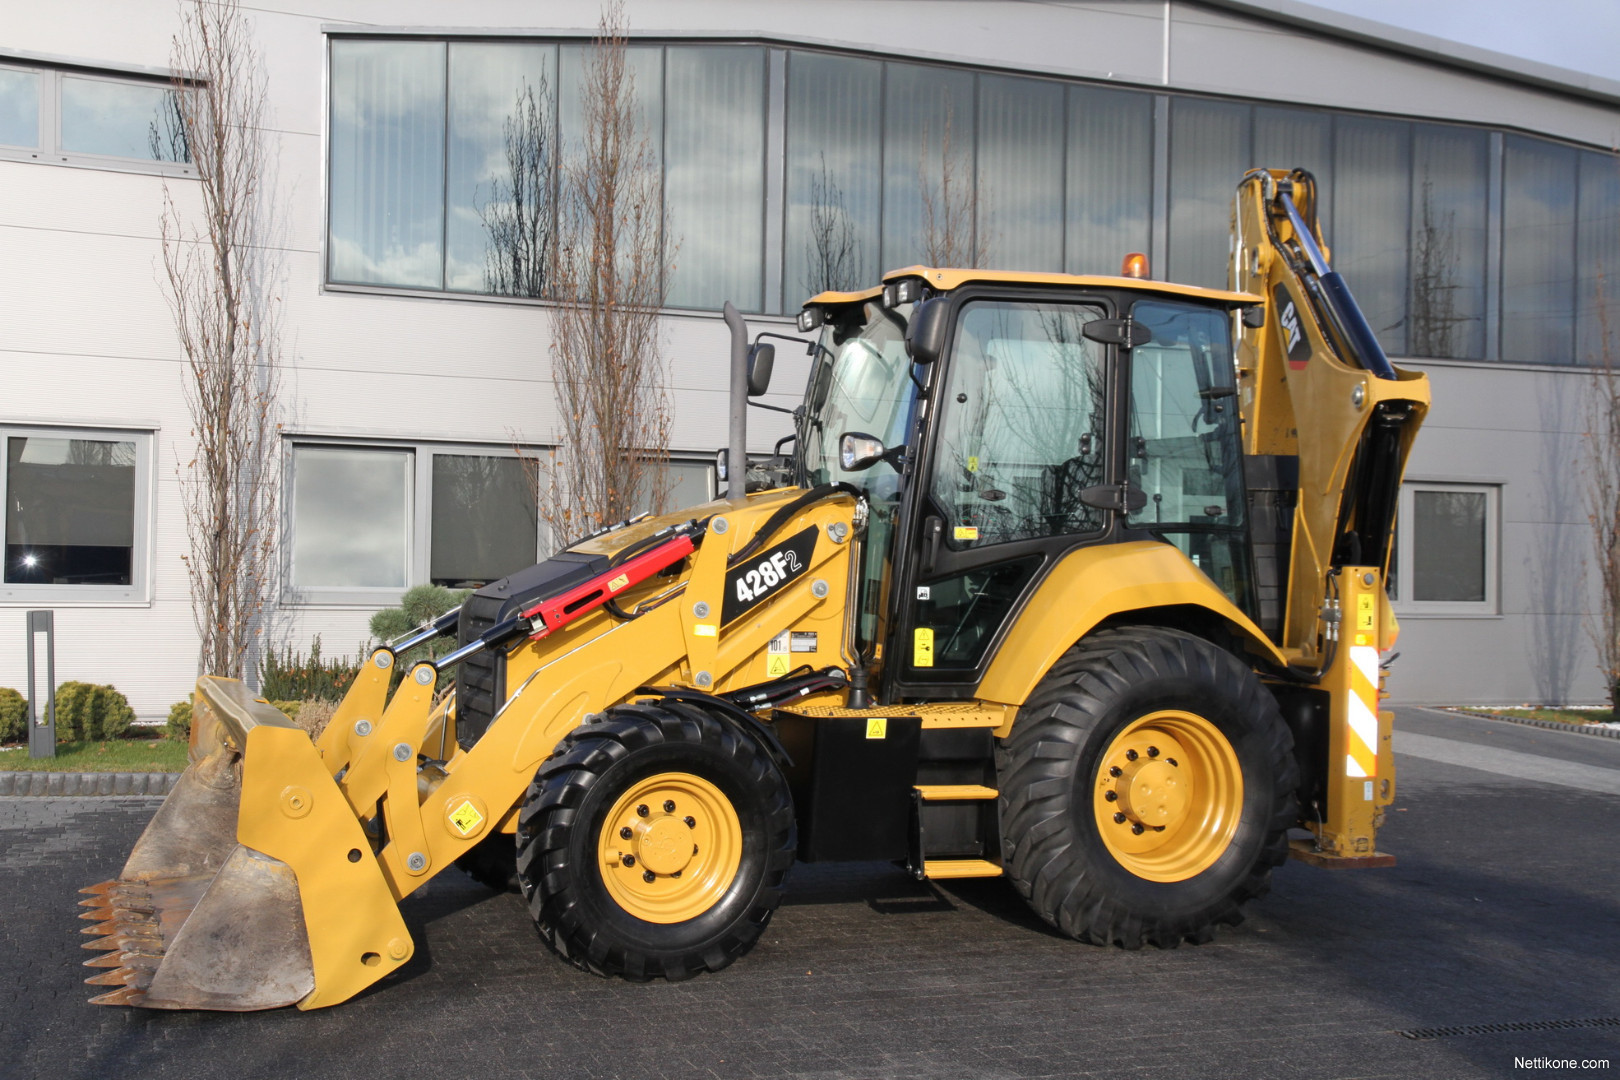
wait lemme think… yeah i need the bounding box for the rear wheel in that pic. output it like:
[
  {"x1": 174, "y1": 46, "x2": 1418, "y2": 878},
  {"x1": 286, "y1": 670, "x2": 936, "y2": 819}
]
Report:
[
  {"x1": 997, "y1": 627, "x2": 1296, "y2": 948},
  {"x1": 516, "y1": 700, "x2": 795, "y2": 980}
]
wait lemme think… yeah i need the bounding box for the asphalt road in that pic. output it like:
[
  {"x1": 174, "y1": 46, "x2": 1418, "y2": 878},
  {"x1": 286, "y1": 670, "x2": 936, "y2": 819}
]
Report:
[{"x1": 2, "y1": 706, "x2": 1617, "y2": 1080}]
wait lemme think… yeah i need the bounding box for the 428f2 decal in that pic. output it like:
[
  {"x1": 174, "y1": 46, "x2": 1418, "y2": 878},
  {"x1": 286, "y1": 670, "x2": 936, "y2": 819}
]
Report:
[{"x1": 720, "y1": 525, "x2": 818, "y2": 623}]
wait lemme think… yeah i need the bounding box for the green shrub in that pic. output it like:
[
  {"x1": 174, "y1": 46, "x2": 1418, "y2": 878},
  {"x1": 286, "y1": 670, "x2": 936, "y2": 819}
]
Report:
[
  {"x1": 54, "y1": 682, "x2": 136, "y2": 742},
  {"x1": 166, "y1": 698, "x2": 193, "y2": 741},
  {"x1": 259, "y1": 636, "x2": 362, "y2": 703},
  {"x1": 0, "y1": 687, "x2": 26, "y2": 743}
]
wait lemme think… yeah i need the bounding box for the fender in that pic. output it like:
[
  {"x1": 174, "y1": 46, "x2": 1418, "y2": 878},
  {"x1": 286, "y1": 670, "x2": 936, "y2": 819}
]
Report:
[{"x1": 979, "y1": 540, "x2": 1289, "y2": 736}]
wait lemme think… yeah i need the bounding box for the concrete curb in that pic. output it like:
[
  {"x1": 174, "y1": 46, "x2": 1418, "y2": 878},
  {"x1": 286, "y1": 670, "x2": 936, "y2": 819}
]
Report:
[
  {"x1": 1441, "y1": 707, "x2": 1620, "y2": 741},
  {"x1": 0, "y1": 772, "x2": 179, "y2": 796}
]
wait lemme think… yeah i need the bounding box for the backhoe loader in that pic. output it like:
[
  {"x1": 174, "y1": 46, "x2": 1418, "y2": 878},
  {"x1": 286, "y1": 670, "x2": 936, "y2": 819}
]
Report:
[{"x1": 78, "y1": 168, "x2": 1428, "y2": 1010}]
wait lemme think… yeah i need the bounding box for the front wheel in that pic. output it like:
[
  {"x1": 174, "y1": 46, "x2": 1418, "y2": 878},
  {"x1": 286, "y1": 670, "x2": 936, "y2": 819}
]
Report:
[
  {"x1": 515, "y1": 700, "x2": 795, "y2": 980},
  {"x1": 998, "y1": 627, "x2": 1297, "y2": 948}
]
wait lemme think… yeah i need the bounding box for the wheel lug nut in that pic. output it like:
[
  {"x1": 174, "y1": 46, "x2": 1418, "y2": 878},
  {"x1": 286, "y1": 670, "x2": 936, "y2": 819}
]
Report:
[
  {"x1": 636, "y1": 804, "x2": 649, "y2": 817},
  {"x1": 1109, "y1": 766, "x2": 1123, "y2": 778},
  {"x1": 1113, "y1": 812, "x2": 1127, "y2": 824},
  {"x1": 684, "y1": 816, "x2": 695, "y2": 828},
  {"x1": 1125, "y1": 749, "x2": 1138, "y2": 761},
  {"x1": 620, "y1": 826, "x2": 633, "y2": 840},
  {"x1": 663, "y1": 800, "x2": 676, "y2": 813},
  {"x1": 643, "y1": 870, "x2": 656, "y2": 883},
  {"x1": 1131, "y1": 823, "x2": 1145, "y2": 835},
  {"x1": 1147, "y1": 746, "x2": 1159, "y2": 758},
  {"x1": 693, "y1": 844, "x2": 700, "y2": 855},
  {"x1": 623, "y1": 854, "x2": 636, "y2": 867},
  {"x1": 1167, "y1": 758, "x2": 1178, "y2": 767},
  {"x1": 1104, "y1": 790, "x2": 1118, "y2": 802},
  {"x1": 672, "y1": 870, "x2": 682, "y2": 878}
]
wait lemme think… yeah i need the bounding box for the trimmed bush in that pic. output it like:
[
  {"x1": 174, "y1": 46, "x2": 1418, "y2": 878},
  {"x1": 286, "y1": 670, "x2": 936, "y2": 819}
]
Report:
[
  {"x1": 166, "y1": 699, "x2": 193, "y2": 741},
  {"x1": 259, "y1": 636, "x2": 362, "y2": 703},
  {"x1": 54, "y1": 682, "x2": 136, "y2": 742},
  {"x1": 0, "y1": 687, "x2": 27, "y2": 743}
]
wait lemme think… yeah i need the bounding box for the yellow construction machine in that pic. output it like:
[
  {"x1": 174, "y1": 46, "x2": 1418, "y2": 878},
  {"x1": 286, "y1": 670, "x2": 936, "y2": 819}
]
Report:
[{"x1": 79, "y1": 168, "x2": 1428, "y2": 1010}]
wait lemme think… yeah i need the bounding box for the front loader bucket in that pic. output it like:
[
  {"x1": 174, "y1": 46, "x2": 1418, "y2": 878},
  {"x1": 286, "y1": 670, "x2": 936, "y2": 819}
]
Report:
[{"x1": 80, "y1": 677, "x2": 411, "y2": 1011}]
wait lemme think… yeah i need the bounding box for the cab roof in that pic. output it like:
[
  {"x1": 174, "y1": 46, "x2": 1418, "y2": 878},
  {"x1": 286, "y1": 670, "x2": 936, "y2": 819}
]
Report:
[{"x1": 802, "y1": 266, "x2": 1260, "y2": 309}]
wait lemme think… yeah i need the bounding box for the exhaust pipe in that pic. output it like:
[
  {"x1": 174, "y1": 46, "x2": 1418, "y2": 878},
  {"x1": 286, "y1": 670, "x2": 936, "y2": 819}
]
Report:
[{"x1": 724, "y1": 300, "x2": 748, "y2": 501}]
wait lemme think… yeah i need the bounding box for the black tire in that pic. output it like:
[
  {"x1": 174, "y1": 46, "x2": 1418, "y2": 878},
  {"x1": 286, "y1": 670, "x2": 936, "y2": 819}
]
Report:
[
  {"x1": 455, "y1": 830, "x2": 518, "y2": 892},
  {"x1": 997, "y1": 626, "x2": 1297, "y2": 949},
  {"x1": 515, "y1": 699, "x2": 796, "y2": 980}
]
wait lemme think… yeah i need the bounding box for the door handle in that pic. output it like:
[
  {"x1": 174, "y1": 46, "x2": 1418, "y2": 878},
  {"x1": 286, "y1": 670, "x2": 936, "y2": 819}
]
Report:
[{"x1": 923, "y1": 516, "x2": 943, "y2": 574}]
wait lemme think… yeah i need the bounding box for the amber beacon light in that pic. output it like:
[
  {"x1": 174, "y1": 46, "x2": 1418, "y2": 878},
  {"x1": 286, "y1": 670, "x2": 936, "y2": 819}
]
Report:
[{"x1": 1121, "y1": 252, "x2": 1150, "y2": 279}]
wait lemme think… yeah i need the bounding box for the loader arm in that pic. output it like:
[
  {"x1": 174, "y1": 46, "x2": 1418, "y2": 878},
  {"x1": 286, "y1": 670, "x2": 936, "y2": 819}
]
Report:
[{"x1": 80, "y1": 488, "x2": 858, "y2": 1010}]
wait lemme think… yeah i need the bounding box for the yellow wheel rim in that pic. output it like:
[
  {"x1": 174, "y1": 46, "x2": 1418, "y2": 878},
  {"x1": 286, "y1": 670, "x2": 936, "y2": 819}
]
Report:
[
  {"x1": 1092, "y1": 710, "x2": 1243, "y2": 883},
  {"x1": 597, "y1": 772, "x2": 743, "y2": 924}
]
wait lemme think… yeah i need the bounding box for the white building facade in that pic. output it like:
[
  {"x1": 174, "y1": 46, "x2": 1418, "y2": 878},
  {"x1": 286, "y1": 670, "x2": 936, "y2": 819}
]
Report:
[{"x1": 3, "y1": 0, "x2": 1618, "y2": 718}]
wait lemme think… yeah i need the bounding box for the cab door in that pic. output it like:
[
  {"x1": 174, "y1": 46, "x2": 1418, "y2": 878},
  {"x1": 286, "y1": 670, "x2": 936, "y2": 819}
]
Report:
[{"x1": 887, "y1": 295, "x2": 1116, "y2": 696}]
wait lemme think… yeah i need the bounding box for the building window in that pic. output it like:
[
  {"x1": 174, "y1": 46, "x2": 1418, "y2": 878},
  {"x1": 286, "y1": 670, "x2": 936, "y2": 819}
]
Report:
[
  {"x1": 0, "y1": 61, "x2": 191, "y2": 172},
  {"x1": 1388, "y1": 482, "x2": 1498, "y2": 614},
  {"x1": 1, "y1": 428, "x2": 149, "y2": 602},
  {"x1": 287, "y1": 441, "x2": 540, "y2": 601}
]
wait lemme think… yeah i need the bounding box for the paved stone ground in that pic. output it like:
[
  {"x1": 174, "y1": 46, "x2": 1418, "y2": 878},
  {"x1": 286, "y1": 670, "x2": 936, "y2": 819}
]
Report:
[{"x1": 2, "y1": 706, "x2": 1617, "y2": 1080}]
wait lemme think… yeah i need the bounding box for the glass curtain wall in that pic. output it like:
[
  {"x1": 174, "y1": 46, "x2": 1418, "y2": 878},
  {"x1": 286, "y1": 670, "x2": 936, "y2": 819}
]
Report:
[
  {"x1": 785, "y1": 52, "x2": 882, "y2": 302},
  {"x1": 323, "y1": 37, "x2": 1615, "y2": 367},
  {"x1": 1167, "y1": 98, "x2": 1249, "y2": 289},
  {"x1": 1503, "y1": 136, "x2": 1579, "y2": 365},
  {"x1": 1066, "y1": 86, "x2": 1152, "y2": 275},
  {"x1": 664, "y1": 47, "x2": 766, "y2": 311},
  {"x1": 1577, "y1": 149, "x2": 1620, "y2": 365},
  {"x1": 329, "y1": 41, "x2": 447, "y2": 288}
]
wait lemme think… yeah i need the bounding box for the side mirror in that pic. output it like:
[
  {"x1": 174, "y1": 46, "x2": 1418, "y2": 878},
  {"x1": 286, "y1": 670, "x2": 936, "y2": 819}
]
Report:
[
  {"x1": 839, "y1": 432, "x2": 904, "y2": 473},
  {"x1": 746, "y1": 342, "x2": 775, "y2": 396},
  {"x1": 905, "y1": 299, "x2": 949, "y2": 365}
]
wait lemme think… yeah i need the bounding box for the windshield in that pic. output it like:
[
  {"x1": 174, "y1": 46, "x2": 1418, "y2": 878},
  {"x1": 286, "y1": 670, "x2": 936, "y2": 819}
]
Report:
[
  {"x1": 801, "y1": 301, "x2": 916, "y2": 490},
  {"x1": 799, "y1": 300, "x2": 918, "y2": 655}
]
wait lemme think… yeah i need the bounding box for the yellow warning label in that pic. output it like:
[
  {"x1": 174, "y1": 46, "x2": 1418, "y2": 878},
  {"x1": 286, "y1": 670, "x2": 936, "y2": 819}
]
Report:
[
  {"x1": 1356, "y1": 593, "x2": 1375, "y2": 631},
  {"x1": 694, "y1": 624, "x2": 718, "y2": 637},
  {"x1": 967, "y1": 455, "x2": 979, "y2": 473},
  {"x1": 953, "y1": 526, "x2": 979, "y2": 541},
  {"x1": 607, "y1": 573, "x2": 630, "y2": 593},
  {"x1": 448, "y1": 800, "x2": 484, "y2": 837},
  {"x1": 767, "y1": 653, "x2": 790, "y2": 676},
  {"x1": 913, "y1": 627, "x2": 934, "y2": 667},
  {"x1": 866, "y1": 717, "x2": 887, "y2": 740}
]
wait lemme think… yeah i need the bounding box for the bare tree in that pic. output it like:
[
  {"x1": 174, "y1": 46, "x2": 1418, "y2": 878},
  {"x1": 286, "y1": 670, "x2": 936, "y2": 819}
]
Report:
[
  {"x1": 545, "y1": 1, "x2": 676, "y2": 540},
  {"x1": 481, "y1": 76, "x2": 554, "y2": 298},
  {"x1": 802, "y1": 153, "x2": 862, "y2": 298},
  {"x1": 161, "y1": 0, "x2": 282, "y2": 679},
  {"x1": 1585, "y1": 271, "x2": 1620, "y2": 711},
  {"x1": 919, "y1": 105, "x2": 992, "y2": 268}
]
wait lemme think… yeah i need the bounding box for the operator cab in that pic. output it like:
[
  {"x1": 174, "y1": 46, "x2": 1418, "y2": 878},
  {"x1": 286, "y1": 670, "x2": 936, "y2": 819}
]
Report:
[{"x1": 796, "y1": 266, "x2": 1259, "y2": 703}]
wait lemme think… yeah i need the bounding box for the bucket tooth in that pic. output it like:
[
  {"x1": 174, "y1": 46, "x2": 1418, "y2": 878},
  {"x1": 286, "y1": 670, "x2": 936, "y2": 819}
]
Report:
[
  {"x1": 85, "y1": 969, "x2": 134, "y2": 987},
  {"x1": 88, "y1": 986, "x2": 146, "y2": 1007},
  {"x1": 84, "y1": 953, "x2": 128, "y2": 969},
  {"x1": 80, "y1": 882, "x2": 115, "y2": 897},
  {"x1": 81, "y1": 936, "x2": 123, "y2": 951},
  {"x1": 79, "y1": 897, "x2": 111, "y2": 910},
  {"x1": 79, "y1": 910, "x2": 116, "y2": 921}
]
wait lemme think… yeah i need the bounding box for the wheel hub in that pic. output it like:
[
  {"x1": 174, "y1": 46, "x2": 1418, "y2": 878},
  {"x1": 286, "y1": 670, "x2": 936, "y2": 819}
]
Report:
[
  {"x1": 597, "y1": 772, "x2": 742, "y2": 924},
  {"x1": 1115, "y1": 758, "x2": 1190, "y2": 831},
  {"x1": 632, "y1": 816, "x2": 693, "y2": 876},
  {"x1": 1093, "y1": 710, "x2": 1244, "y2": 882}
]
